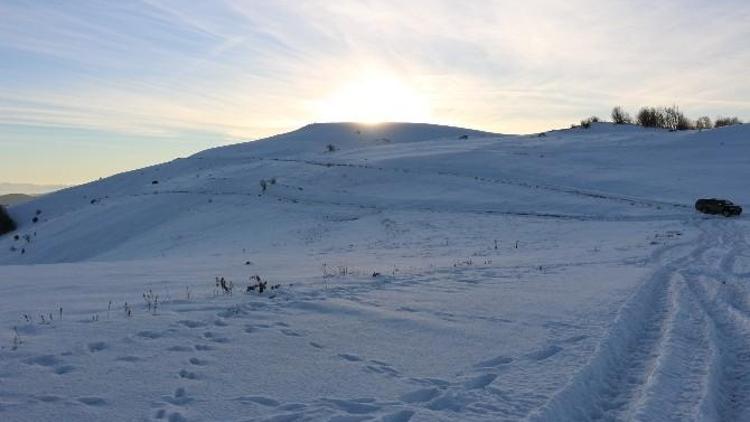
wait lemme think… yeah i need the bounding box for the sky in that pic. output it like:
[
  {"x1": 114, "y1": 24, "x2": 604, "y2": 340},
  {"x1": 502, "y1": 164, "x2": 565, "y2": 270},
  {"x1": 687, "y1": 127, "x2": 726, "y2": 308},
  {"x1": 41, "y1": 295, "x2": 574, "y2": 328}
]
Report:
[{"x1": 1, "y1": 0, "x2": 749, "y2": 186}]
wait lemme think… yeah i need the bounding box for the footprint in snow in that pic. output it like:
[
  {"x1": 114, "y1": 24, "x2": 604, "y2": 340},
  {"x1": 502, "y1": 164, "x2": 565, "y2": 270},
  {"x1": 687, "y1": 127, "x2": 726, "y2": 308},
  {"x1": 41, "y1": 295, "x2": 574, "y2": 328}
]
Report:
[
  {"x1": 137, "y1": 330, "x2": 164, "y2": 340},
  {"x1": 319, "y1": 398, "x2": 381, "y2": 415},
  {"x1": 381, "y1": 410, "x2": 416, "y2": 422},
  {"x1": 400, "y1": 388, "x2": 440, "y2": 403},
  {"x1": 163, "y1": 387, "x2": 192, "y2": 406},
  {"x1": 36, "y1": 395, "x2": 64, "y2": 403},
  {"x1": 77, "y1": 396, "x2": 107, "y2": 406},
  {"x1": 426, "y1": 392, "x2": 464, "y2": 412},
  {"x1": 337, "y1": 353, "x2": 363, "y2": 362},
  {"x1": 234, "y1": 395, "x2": 280, "y2": 407},
  {"x1": 244, "y1": 324, "x2": 273, "y2": 334},
  {"x1": 24, "y1": 354, "x2": 62, "y2": 367},
  {"x1": 154, "y1": 409, "x2": 187, "y2": 422},
  {"x1": 54, "y1": 365, "x2": 77, "y2": 375},
  {"x1": 188, "y1": 357, "x2": 208, "y2": 366},
  {"x1": 178, "y1": 369, "x2": 199, "y2": 380},
  {"x1": 364, "y1": 360, "x2": 400, "y2": 377},
  {"x1": 409, "y1": 377, "x2": 451, "y2": 388},
  {"x1": 525, "y1": 345, "x2": 563, "y2": 361},
  {"x1": 177, "y1": 320, "x2": 206, "y2": 329},
  {"x1": 328, "y1": 415, "x2": 373, "y2": 422},
  {"x1": 562, "y1": 334, "x2": 589, "y2": 344},
  {"x1": 87, "y1": 341, "x2": 107, "y2": 353},
  {"x1": 280, "y1": 328, "x2": 303, "y2": 337},
  {"x1": 474, "y1": 355, "x2": 514, "y2": 368},
  {"x1": 24, "y1": 354, "x2": 76, "y2": 374},
  {"x1": 463, "y1": 373, "x2": 497, "y2": 389},
  {"x1": 116, "y1": 355, "x2": 142, "y2": 362},
  {"x1": 166, "y1": 345, "x2": 193, "y2": 352},
  {"x1": 202, "y1": 331, "x2": 230, "y2": 343}
]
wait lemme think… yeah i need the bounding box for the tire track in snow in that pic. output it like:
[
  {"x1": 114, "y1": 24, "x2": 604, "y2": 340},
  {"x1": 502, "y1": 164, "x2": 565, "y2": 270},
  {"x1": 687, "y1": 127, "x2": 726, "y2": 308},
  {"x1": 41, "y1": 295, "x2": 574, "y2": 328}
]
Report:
[
  {"x1": 680, "y1": 221, "x2": 750, "y2": 421},
  {"x1": 527, "y1": 228, "x2": 716, "y2": 421}
]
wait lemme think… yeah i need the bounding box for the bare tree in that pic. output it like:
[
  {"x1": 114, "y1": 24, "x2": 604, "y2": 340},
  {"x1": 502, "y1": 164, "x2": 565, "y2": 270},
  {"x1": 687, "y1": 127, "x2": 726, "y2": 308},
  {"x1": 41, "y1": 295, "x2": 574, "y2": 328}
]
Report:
[{"x1": 695, "y1": 116, "x2": 712, "y2": 130}]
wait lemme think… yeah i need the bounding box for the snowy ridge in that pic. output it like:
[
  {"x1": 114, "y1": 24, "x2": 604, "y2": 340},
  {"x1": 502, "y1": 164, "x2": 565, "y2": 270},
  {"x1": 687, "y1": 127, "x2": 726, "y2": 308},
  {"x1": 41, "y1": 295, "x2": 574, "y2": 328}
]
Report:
[{"x1": 194, "y1": 122, "x2": 499, "y2": 158}]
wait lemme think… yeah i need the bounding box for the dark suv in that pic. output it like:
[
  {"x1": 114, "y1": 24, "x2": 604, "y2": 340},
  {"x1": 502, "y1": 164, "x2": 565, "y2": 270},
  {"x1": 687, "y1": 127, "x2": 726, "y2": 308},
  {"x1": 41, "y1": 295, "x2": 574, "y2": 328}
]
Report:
[{"x1": 695, "y1": 198, "x2": 742, "y2": 217}]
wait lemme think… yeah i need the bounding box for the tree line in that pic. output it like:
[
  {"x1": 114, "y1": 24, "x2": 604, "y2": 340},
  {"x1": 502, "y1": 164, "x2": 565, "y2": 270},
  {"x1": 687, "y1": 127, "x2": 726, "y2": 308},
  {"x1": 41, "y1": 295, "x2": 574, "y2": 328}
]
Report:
[
  {"x1": 610, "y1": 105, "x2": 742, "y2": 130},
  {"x1": 579, "y1": 106, "x2": 743, "y2": 131}
]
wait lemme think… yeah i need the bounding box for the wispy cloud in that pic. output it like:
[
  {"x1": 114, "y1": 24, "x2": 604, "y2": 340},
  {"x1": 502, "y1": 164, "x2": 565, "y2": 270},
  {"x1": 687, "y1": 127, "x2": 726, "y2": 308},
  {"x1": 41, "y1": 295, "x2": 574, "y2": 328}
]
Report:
[{"x1": 1, "y1": 0, "x2": 749, "y2": 183}]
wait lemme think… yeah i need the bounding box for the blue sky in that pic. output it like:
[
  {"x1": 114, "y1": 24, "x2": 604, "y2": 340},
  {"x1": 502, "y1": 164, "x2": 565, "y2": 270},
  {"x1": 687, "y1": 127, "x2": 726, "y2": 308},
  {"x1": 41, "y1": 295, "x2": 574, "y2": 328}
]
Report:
[{"x1": 1, "y1": 0, "x2": 749, "y2": 185}]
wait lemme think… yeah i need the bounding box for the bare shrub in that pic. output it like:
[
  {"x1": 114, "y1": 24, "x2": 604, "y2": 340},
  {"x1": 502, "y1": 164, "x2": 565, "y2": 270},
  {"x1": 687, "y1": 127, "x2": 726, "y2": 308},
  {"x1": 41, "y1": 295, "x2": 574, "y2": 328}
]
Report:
[
  {"x1": 611, "y1": 106, "x2": 632, "y2": 124},
  {"x1": 0, "y1": 205, "x2": 16, "y2": 236},
  {"x1": 580, "y1": 116, "x2": 600, "y2": 129},
  {"x1": 695, "y1": 116, "x2": 712, "y2": 130},
  {"x1": 714, "y1": 116, "x2": 743, "y2": 128},
  {"x1": 637, "y1": 107, "x2": 663, "y2": 128}
]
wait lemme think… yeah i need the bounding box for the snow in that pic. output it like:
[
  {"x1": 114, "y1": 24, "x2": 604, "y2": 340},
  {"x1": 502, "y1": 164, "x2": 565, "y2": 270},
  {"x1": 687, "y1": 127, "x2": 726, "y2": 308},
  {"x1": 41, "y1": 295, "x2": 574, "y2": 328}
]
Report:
[{"x1": 1, "y1": 122, "x2": 749, "y2": 421}]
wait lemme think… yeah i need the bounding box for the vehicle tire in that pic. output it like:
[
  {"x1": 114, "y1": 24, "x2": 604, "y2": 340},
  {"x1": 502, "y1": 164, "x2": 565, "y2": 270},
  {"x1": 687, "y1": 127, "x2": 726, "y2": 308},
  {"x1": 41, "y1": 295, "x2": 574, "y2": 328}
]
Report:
[{"x1": 722, "y1": 209, "x2": 732, "y2": 217}]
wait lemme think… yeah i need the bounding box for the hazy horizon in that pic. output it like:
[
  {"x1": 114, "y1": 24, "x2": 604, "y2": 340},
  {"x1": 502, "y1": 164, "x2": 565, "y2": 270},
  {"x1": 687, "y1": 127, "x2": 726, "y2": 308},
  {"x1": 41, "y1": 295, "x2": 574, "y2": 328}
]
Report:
[{"x1": 2, "y1": 0, "x2": 749, "y2": 185}]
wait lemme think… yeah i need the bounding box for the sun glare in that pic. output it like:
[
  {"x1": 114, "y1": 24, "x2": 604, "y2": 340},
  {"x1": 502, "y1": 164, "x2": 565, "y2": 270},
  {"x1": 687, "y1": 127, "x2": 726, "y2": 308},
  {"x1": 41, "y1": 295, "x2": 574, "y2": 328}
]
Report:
[{"x1": 315, "y1": 73, "x2": 431, "y2": 124}]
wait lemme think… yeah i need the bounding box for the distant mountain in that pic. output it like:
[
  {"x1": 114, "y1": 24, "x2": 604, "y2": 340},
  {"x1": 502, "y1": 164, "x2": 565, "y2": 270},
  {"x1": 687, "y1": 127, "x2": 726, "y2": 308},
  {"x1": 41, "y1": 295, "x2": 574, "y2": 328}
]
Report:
[
  {"x1": 0, "y1": 193, "x2": 34, "y2": 206},
  {"x1": 0, "y1": 183, "x2": 68, "y2": 195}
]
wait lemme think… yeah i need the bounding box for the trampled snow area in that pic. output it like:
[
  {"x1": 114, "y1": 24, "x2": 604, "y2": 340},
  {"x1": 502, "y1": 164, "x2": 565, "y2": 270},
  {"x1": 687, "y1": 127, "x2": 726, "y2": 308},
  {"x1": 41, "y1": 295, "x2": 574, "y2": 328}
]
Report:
[{"x1": 1, "y1": 122, "x2": 749, "y2": 421}]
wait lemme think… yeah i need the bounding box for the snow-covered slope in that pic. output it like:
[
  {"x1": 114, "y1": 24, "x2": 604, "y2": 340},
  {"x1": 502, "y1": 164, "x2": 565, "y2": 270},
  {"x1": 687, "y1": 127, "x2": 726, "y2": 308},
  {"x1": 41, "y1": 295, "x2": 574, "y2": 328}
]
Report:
[
  {"x1": 1, "y1": 122, "x2": 749, "y2": 421},
  {"x1": 4, "y1": 122, "x2": 747, "y2": 265}
]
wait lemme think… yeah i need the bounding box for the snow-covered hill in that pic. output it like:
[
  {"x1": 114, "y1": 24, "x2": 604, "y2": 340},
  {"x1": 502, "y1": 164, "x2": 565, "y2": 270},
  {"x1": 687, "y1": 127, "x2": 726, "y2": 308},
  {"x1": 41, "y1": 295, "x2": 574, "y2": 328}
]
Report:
[
  {"x1": 1, "y1": 122, "x2": 749, "y2": 421},
  {"x1": 4, "y1": 122, "x2": 748, "y2": 265}
]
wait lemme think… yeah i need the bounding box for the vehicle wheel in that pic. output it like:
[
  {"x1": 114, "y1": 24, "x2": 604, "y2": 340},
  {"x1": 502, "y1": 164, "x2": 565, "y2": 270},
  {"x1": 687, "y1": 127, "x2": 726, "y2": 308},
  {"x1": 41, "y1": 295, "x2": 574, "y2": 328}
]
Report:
[{"x1": 722, "y1": 209, "x2": 732, "y2": 217}]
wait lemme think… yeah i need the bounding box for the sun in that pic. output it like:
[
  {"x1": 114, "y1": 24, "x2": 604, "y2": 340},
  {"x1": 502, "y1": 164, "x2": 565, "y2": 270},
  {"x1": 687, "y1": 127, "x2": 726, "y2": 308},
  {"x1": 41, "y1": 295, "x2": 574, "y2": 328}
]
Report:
[{"x1": 315, "y1": 73, "x2": 431, "y2": 124}]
